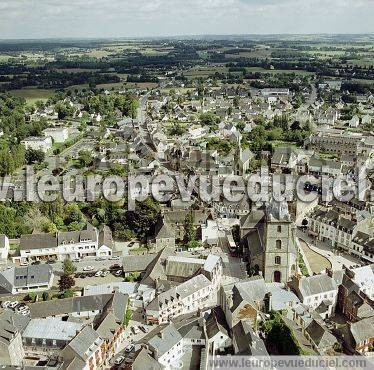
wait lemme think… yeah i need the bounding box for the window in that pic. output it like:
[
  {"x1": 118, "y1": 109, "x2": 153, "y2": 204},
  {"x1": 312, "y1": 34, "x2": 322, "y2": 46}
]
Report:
[
  {"x1": 277, "y1": 225, "x2": 282, "y2": 232},
  {"x1": 276, "y1": 240, "x2": 282, "y2": 249},
  {"x1": 275, "y1": 256, "x2": 281, "y2": 265}
]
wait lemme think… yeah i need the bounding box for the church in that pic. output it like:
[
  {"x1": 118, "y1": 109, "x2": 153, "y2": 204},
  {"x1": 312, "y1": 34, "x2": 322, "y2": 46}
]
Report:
[{"x1": 240, "y1": 199, "x2": 298, "y2": 283}]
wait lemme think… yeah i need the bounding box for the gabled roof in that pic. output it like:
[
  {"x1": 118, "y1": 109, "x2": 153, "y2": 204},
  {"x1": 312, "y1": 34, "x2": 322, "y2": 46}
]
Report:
[
  {"x1": 305, "y1": 319, "x2": 337, "y2": 349},
  {"x1": 232, "y1": 320, "x2": 268, "y2": 355},
  {"x1": 141, "y1": 247, "x2": 174, "y2": 286},
  {"x1": 122, "y1": 254, "x2": 155, "y2": 274},
  {"x1": 350, "y1": 317, "x2": 374, "y2": 344},
  {"x1": 154, "y1": 220, "x2": 175, "y2": 239},
  {"x1": 231, "y1": 277, "x2": 268, "y2": 313},
  {"x1": 0, "y1": 264, "x2": 53, "y2": 291},
  {"x1": 132, "y1": 348, "x2": 162, "y2": 370},
  {"x1": 64, "y1": 326, "x2": 102, "y2": 361},
  {"x1": 205, "y1": 307, "x2": 230, "y2": 340},
  {"x1": 298, "y1": 274, "x2": 337, "y2": 297},
  {"x1": 29, "y1": 294, "x2": 114, "y2": 319},
  {"x1": 148, "y1": 323, "x2": 182, "y2": 358},
  {"x1": 240, "y1": 210, "x2": 265, "y2": 230}
]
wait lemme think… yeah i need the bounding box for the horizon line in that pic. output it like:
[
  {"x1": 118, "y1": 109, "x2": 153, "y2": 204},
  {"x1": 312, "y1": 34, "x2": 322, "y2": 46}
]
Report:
[{"x1": 0, "y1": 32, "x2": 374, "y2": 42}]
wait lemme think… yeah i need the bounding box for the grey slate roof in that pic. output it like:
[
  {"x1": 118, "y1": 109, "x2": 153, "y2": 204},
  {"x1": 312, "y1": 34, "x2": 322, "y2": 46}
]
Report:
[
  {"x1": 148, "y1": 323, "x2": 183, "y2": 358},
  {"x1": 132, "y1": 348, "x2": 162, "y2": 370},
  {"x1": 23, "y1": 318, "x2": 83, "y2": 342},
  {"x1": 350, "y1": 317, "x2": 374, "y2": 345},
  {"x1": 141, "y1": 247, "x2": 174, "y2": 286},
  {"x1": 19, "y1": 229, "x2": 97, "y2": 251},
  {"x1": 0, "y1": 264, "x2": 53, "y2": 292},
  {"x1": 298, "y1": 274, "x2": 337, "y2": 297},
  {"x1": 0, "y1": 234, "x2": 7, "y2": 249},
  {"x1": 29, "y1": 294, "x2": 114, "y2": 318},
  {"x1": 0, "y1": 310, "x2": 29, "y2": 346},
  {"x1": 64, "y1": 326, "x2": 102, "y2": 361},
  {"x1": 305, "y1": 320, "x2": 337, "y2": 349},
  {"x1": 205, "y1": 307, "x2": 229, "y2": 340},
  {"x1": 20, "y1": 233, "x2": 57, "y2": 250},
  {"x1": 165, "y1": 256, "x2": 204, "y2": 278},
  {"x1": 122, "y1": 254, "x2": 155, "y2": 273},
  {"x1": 232, "y1": 320, "x2": 268, "y2": 355},
  {"x1": 155, "y1": 220, "x2": 175, "y2": 239}
]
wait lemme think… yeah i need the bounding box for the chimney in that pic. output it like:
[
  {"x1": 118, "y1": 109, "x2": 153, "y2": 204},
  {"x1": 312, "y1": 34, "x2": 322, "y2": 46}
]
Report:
[{"x1": 265, "y1": 292, "x2": 272, "y2": 312}]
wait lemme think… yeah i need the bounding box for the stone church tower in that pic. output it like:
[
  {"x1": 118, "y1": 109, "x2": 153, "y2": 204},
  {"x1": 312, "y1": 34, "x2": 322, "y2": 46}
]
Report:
[{"x1": 263, "y1": 200, "x2": 297, "y2": 283}]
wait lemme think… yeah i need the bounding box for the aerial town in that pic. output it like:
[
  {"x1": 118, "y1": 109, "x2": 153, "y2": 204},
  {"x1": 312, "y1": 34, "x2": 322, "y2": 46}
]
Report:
[{"x1": 0, "y1": 33, "x2": 374, "y2": 370}]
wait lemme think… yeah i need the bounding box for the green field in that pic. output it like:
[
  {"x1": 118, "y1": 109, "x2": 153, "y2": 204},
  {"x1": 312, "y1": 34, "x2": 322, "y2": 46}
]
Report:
[
  {"x1": 245, "y1": 67, "x2": 314, "y2": 76},
  {"x1": 9, "y1": 88, "x2": 55, "y2": 105}
]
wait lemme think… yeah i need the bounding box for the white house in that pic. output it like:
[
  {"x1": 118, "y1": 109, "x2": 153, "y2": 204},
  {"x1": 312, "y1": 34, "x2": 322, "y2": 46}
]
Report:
[
  {"x1": 148, "y1": 323, "x2": 184, "y2": 369},
  {"x1": 21, "y1": 136, "x2": 52, "y2": 153},
  {"x1": 201, "y1": 220, "x2": 219, "y2": 245},
  {"x1": 349, "y1": 115, "x2": 360, "y2": 128},
  {"x1": 0, "y1": 235, "x2": 9, "y2": 262},
  {"x1": 290, "y1": 274, "x2": 338, "y2": 319},
  {"x1": 43, "y1": 127, "x2": 69, "y2": 143}
]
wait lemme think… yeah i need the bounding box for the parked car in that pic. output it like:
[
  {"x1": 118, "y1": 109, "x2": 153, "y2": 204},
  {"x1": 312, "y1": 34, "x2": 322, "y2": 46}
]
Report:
[
  {"x1": 95, "y1": 270, "x2": 103, "y2": 277},
  {"x1": 109, "y1": 256, "x2": 120, "y2": 260},
  {"x1": 8, "y1": 301, "x2": 19, "y2": 309},
  {"x1": 114, "y1": 270, "x2": 123, "y2": 277},
  {"x1": 131, "y1": 326, "x2": 140, "y2": 335},
  {"x1": 20, "y1": 262, "x2": 28, "y2": 266},
  {"x1": 110, "y1": 264, "x2": 122, "y2": 271},
  {"x1": 101, "y1": 270, "x2": 110, "y2": 277},
  {"x1": 16, "y1": 305, "x2": 28, "y2": 313},
  {"x1": 72, "y1": 258, "x2": 80, "y2": 263},
  {"x1": 47, "y1": 259, "x2": 56, "y2": 264},
  {"x1": 2, "y1": 301, "x2": 11, "y2": 308},
  {"x1": 125, "y1": 345, "x2": 135, "y2": 353},
  {"x1": 83, "y1": 266, "x2": 94, "y2": 272},
  {"x1": 114, "y1": 356, "x2": 125, "y2": 365},
  {"x1": 95, "y1": 256, "x2": 107, "y2": 261},
  {"x1": 139, "y1": 325, "x2": 148, "y2": 333}
]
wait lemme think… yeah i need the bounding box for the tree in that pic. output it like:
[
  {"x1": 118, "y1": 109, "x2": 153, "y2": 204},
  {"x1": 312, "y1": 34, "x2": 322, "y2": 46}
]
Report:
[
  {"x1": 25, "y1": 148, "x2": 45, "y2": 165},
  {"x1": 200, "y1": 112, "x2": 219, "y2": 131},
  {"x1": 62, "y1": 257, "x2": 76, "y2": 275},
  {"x1": 58, "y1": 274, "x2": 75, "y2": 291},
  {"x1": 124, "y1": 197, "x2": 160, "y2": 239},
  {"x1": 62, "y1": 288, "x2": 74, "y2": 298},
  {"x1": 77, "y1": 150, "x2": 93, "y2": 167},
  {"x1": 184, "y1": 213, "x2": 195, "y2": 245},
  {"x1": 42, "y1": 291, "x2": 50, "y2": 301},
  {"x1": 124, "y1": 308, "x2": 132, "y2": 327},
  {"x1": 55, "y1": 102, "x2": 74, "y2": 120}
]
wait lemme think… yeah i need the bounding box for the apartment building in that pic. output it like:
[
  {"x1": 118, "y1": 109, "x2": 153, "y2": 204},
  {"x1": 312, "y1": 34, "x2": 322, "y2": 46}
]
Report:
[
  {"x1": 145, "y1": 274, "x2": 213, "y2": 324},
  {"x1": 13, "y1": 227, "x2": 112, "y2": 264}
]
